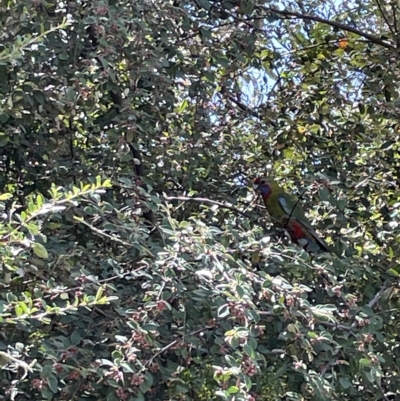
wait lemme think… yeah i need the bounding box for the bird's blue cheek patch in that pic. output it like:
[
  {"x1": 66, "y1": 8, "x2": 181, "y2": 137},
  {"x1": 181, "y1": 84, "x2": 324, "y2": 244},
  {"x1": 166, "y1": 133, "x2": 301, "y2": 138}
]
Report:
[{"x1": 260, "y1": 185, "x2": 270, "y2": 196}]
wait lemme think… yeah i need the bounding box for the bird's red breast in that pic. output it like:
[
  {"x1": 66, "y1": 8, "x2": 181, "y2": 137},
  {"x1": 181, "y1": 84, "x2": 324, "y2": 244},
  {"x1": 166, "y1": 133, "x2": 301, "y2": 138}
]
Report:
[{"x1": 287, "y1": 220, "x2": 308, "y2": 241}]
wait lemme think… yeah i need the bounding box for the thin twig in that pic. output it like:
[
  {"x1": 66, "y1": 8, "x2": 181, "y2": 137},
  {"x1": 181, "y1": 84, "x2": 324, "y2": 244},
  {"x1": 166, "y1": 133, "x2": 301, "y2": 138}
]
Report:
[
  {"x1": 367, "y1": 279, "x2": 390, "y2": 308},
  {"x1": 374, "y1": 0, "x2": 395, "y2": 35},
  {"x1": 258, "y1": 310, "x2": 356, "y2": 333},
  {"x1": 74, "y1": 217, "x2": 134, "y2": 247},
  {"x1": 43, "y1": 265, "x2": 148, "y2": 299},
  {"x1": 392, "y1": 3, "x2": 398, "y2": 33},
  {"x1": 346, "y1": 279, "x2": 392, "y2": 329},
  {"x1": 224, "y1": 89, "x2": 278, "y2": 128},
  {"x1": 279, "y1": 40, "x2": 337, "y2": 56},
  {"x1": 163, "y1": 195, "x2": 252, "y2": 219},
  {"x1": 145, "y1": 327, "x2": 212, "y2": 366},
  {"x1": 222, "y1": 88, "x2": 261, "y2": 118},
  {"x1": 284, "y1": 188, "x2": 308, "y2": 230},
  {"x1": 259, "y1": 280, "x2": 393, "y2": 333}
]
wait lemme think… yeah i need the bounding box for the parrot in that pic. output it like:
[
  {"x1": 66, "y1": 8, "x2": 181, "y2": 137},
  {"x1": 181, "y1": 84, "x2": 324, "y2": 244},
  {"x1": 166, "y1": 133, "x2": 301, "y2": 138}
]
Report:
[{"x1": 253, "y1": 177, "x2": 328, "y2": 253}]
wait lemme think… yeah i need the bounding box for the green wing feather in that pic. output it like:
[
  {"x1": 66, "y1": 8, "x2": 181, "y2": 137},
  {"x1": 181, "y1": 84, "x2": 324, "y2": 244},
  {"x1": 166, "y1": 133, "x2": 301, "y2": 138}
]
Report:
[
  {"x1": 278, "y1": 193, "x2": 315, "y2": 231},
  {"x1": 277, "y1": 193, "x2": 328, "y2": 251}
]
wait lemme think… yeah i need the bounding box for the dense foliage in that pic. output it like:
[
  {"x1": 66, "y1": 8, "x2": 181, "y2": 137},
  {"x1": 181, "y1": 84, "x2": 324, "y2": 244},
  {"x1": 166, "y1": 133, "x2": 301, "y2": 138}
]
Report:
[{"x1": 1, "y1": 0, "x2": 400, "y2": 400}]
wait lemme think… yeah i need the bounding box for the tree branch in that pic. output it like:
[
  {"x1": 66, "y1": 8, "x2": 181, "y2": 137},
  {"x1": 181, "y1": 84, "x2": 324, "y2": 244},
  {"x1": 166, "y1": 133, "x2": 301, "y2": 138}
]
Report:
[
  {"x1": 374, "y1": 0, "x2": 395, "y2": 35},
  {"x1": 220, "y1": 87, "x2": 261, "y2": 119},
  {"x1": 366, "y1": 279, "x2": 391, "y2": 309},
  {"x1": 163, "y1": 195, "x2": 252, "y2": 219},
  {"x1": 145, "y1": 327, "x2": 212, "y2": 366},
  {"x1": 392, "y1": 3, "x2": 398, "y2": 33},
  {"x1": 263, "y1": 6, "x2": 395, "y2": 50},
  {"x1": 220, "y1": 87, "x2": 278, "y2": 128}
]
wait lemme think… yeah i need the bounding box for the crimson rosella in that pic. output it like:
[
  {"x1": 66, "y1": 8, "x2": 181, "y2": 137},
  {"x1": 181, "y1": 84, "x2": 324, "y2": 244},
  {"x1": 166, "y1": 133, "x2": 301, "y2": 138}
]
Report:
[{"x1": 253, "y1": 177, "x2": 328, "y2": 252}]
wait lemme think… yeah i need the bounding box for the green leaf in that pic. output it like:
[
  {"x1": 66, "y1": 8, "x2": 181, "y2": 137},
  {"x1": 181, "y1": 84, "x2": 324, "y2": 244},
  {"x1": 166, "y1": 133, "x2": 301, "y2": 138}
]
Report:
[
  {"x1": 319, "y1": 187, "x2": 332, "y2": 202},
  {"x1": 179, "y1": 221, "x2": 191, "y2": 228},
  {"x1": 227, "y1": 386, "x2": 239, "y2": 394},
  {"x1": 359, "y1": 358, "x2": 372, "y2": 367},
  {"x1": 46, "y1": 375, "x2": 58, "y2": 393},
  {"x1": 386, "y1": 268, "x2": 399, "y2": 277},
  {"x1": 139, "y1": 376, "x2": 153, "y2": 393},
  {"x1": 14, "y1": 304, "x2": 24, "y2": 316},
  {"x1": 27, "y1": 223, "x2": 40, "y2": 236},
  {"x1": 337, "y1": 199, "x2": 346, "y2": 211},
  {"x1": 41, "y1": 364, "x2": 54, "y2": 378},
  {"x1": 243, "y1": 374, "x2": 252, "y2": 390},
  {"x1": 196, "y1": 0, "x2": 210, "y2": 10},
  {"x1": 70, "y1": 331, "x2": 82, "y2": 345},
  {"x1": 177, "y1": 99, "x2": 189, "y2": 113},
  {"x1": 225, "y1": 355, "x2": 237, "y2": 367},
  {"x1": 132, "y1": 391, "x2": 145, "y2": 401},
  {"x1": 257, "y1": 345, "x2": 270, "y2": 354},
  {"x1": 95, "y1": 286, "x2": 104, "y2": 302},
  {"x1": 339, "y1": 377, "x2": 352, "y2": 389},
  {"x1": 243, "y1": 343, "x2": 256, "y2": 359},
  {"x1": 32, "y1": 243, "x2": 48, "y2": 259},
  {"x1": 0, "y1": 193, "x2": 12, "y2": 200},
  {"x1": 217, "y1": 304, "x2": 230, "y2": 318}
]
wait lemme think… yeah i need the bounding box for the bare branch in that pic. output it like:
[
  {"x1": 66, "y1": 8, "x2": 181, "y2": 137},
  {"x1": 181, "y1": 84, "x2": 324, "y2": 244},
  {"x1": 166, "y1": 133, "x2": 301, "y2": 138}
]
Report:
[
  {"x1": 262, "y1": 6, "x2": 395, "y2": 50},
  {"x1": 367, "y1": 279, "x2": 391, "y2": 309},
  {"x1": 145, "y1": 327, "x2": 212, "y2": 366},
  {"x1": 220, "y1": 87, "x2": 261, "y2": 119},
  {"x1": 163, "y1": 195, "x2": 252, "y2": 219},
  {"x1": 220, "y1": 87, "x2": 278, "y2": 128},
  {"x1": 392, "y1": 2, "x2": 398, "y2": 33},
  {"x1": 374, "y1": 0, "x2": 395, "y2": 35}
]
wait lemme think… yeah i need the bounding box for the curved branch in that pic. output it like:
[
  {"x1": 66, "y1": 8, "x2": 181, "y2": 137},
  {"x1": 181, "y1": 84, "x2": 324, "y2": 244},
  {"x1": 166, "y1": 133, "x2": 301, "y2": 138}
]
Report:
[{"x1": 263, "y1": 6, "x2": 395, "y2": 50}]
